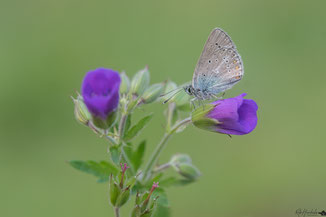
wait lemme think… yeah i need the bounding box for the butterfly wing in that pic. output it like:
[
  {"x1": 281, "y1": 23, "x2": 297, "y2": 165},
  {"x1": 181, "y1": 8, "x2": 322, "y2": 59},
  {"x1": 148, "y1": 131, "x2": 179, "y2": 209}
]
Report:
[{"x1": 192, "y1": 28, "x2": 244, "y2": 95}]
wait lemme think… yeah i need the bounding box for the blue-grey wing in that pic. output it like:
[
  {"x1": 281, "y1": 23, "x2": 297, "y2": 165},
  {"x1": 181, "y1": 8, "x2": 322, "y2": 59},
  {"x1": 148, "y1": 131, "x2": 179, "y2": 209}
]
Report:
[{"x1": 192, "y1": 28, "x2": 244, "y2": 95}]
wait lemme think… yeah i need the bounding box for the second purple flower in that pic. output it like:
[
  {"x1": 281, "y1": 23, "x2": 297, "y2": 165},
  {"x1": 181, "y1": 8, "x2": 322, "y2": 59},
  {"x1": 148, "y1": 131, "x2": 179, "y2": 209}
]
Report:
[{"x1": 191, "y1": 93, "x2": 258, "y2": 135}]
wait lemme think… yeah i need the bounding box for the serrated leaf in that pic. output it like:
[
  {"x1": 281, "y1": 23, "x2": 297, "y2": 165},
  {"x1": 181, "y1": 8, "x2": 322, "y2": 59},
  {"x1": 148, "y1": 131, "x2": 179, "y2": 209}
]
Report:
[
  {"x1": 69, "y1": 160, "x2": 119, "y2": 182},
  {"x1": 124, "y1": 114, "x2": 153, "y2": 141}
]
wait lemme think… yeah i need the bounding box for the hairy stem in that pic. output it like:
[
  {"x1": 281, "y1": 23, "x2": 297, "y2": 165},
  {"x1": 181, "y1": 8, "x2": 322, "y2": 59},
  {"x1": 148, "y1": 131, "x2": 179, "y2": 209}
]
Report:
[
  {"x1": 153, "y1": 162, "x2": 171, "y2": 173},
  {"x1": 118, "y1": 114, "x2": 128, "y2": 143},
  {"x1": 142, "y1": 117, "x2": 192, "y2": 182},
  {"x1": 114, "y1": 207, "x2": 120, "y2": 217}
]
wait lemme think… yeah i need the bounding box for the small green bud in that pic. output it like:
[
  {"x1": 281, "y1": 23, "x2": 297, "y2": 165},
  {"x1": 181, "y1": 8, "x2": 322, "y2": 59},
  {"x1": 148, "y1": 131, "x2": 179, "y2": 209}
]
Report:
[
  {"x1": 174, "y1": 163, "x2": 201, "y2": 181},
  {"x1": 130, "y1": 67, "x2": 150, "y2": 96},
  {"x1": 164, "y1": 81, "x2": 177, "y2": 93},
  {"x1": 191, "y1": 104, "x2": 220, "y2": 131},
  {"x1": 174, "y1": 91, "x2": 190, "y2": 107},
  {"x1": 131, "y1": 205, "x2": 141, "y2": 217},
  {"x1": 92, "y1": 109, "x2": 119, "y2": 130},
  {"x1": 120, "y1": 71, "x2": 130, "y2": 94},
  {"x1": 72, "y1": 95, "x2": 92, "y2": 125},
  {"x1": 109, "y1": 175, "x2": 121, "y2": 206},
  {"x1": 125, "y1": 175, "x2": 137, "y2": 188},
  {"x1": 140, "y1": 209, "x2": 153, "y2": 217},
  {"x1": 135, "y1": 192, "x2": 141, "y2": 205},
  {"x1": 170, "y1": 154, "x2": 192, "y2": 165},
  {"x1": 142, "y1": 83, "x2": 165, "y2": 104},
  {"x1": 160, "y1": 81, "x2": 177, "y2": 103},
  {"x1": 116, "y1": 187, "x2": 131, "y2": 207}
]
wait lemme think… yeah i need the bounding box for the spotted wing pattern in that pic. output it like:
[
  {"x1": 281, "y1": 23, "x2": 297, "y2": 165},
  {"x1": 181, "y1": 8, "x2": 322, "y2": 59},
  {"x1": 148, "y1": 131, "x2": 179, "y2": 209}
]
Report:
[{"x1": 192, "y1": 28, "x2": 244, "y2": 95}]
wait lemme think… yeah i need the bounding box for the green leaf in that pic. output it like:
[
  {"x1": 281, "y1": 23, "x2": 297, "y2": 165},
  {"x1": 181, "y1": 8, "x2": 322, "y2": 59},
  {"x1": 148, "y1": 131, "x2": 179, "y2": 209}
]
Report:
[
  {"x1": 124, "y1": 114, "x2": 153, "y2": 141},
  {"x1": 69, "y1": 160, "x2": 119, "y2": 183},
  {"x1": 124, "y1": 114, "x2": 132, "y2": 135},
  {"x1": 152, "y1": 189, "x2": 170, "y2": 217},
  {"x1": 133, "y1": 140, "x2": 146, "y2": 170},
  {"x1": 152, "y1": 205, "x2": 171, "y2": 217},
  {"x1": 122, "y1": 140, "x2": 146, "y2": 173},
  {"x1": 151, "y1": 173, "x2": 164, "y2": 183},
  {"x1": 152, "y1": 188, "x2": 169, "y2": 207},
  {"x1": 159, "y1": 176, "x2": 194, "y2": 188},
  {"x1": 109, "y1": 146, "x2": 120, "y2": 165}
]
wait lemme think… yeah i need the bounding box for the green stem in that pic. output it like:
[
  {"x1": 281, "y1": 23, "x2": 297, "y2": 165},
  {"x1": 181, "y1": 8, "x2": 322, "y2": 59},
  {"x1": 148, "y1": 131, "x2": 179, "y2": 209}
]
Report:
[
  {"x1": 141, "y1": 117, "x2": 191, "y2": 182},
  {"x1": 153, "y1": 162, "x2": 171, "y2": 174},
  {"x1": 114, "y1": 207, "x2": 120, "y2": 217}
]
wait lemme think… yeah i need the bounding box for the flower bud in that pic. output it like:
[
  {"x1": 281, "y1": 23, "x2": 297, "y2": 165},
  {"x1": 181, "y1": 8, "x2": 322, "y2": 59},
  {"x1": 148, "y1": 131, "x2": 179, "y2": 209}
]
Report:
[
  {"x1": 141, "y1": 182, "x2": 159, "y2": 213},
  {"x1": 174, "y1": 163, "x2": 201, "y2": 181},
  {"x1": 142, "y1": 83, "x2": 165, "y2": 104},
  {"x1": 120, "y1": 71, "x2": 130, "y2": 94},
  {"x1": 116, "y1": 187, "x2": 131, "y2": 207},
  {"x1": 130, "y1": 67, "x2": 150, "y2": 96},
  {"x1": 160, "y1": 81, "x2": 177, "y2": 104},
  {"x1": 131, "y1": 205, "x2": 141, "y2": 217},
  {"x1": 192, "y1": 93, "x2": 258, "y2": 135},
  {"x1": 72, "y1": 95, "x2": 92, "y2": 125},
  {"x1": 170, "y1": 154, "x2": 192, "y2": 165},
  {"x1": 109, "y1": 175, "x2": 121, "y2": 206}
]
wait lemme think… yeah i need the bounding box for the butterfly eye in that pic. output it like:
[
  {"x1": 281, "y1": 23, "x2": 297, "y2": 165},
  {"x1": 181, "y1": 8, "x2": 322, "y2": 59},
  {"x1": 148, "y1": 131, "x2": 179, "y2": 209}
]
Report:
[{"x1": 208, "y1": 60, "x2": 211, "y2": 63}]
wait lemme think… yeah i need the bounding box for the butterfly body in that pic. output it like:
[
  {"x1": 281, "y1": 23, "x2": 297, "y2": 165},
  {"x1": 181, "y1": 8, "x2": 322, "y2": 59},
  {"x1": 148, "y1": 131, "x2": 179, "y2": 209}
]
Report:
[{"x1": 184, "y1": 28, "x2": 244, "y2": 101}]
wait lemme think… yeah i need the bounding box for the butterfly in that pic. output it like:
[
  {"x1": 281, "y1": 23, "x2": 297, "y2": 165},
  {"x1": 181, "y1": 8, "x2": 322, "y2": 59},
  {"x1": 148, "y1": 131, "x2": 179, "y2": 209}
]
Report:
[{"x1": 163, "y1": 28, "x2": 244, "y2": 104}]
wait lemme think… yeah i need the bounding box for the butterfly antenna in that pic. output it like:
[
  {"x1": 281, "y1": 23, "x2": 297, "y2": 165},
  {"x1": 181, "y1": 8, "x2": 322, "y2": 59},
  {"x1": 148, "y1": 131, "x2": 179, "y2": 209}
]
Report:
[
  {"x1": 160, "y1": 87, "x2": 183, "y2": 97},
  {"x1": 163, "y1": 88, "x2": 183, "y2": 104}
]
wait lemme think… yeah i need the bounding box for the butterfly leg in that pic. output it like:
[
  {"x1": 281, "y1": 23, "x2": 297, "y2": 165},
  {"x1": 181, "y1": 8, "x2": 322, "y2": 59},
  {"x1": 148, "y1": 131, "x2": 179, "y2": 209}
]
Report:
[{"x1": 190, "y1": 98, "x2": 197, "y2": 110}]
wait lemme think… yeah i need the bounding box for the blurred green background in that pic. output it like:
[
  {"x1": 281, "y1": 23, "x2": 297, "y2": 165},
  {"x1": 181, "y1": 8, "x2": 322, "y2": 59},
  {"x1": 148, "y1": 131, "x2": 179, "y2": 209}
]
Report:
[{"x1": 1, "y1": 0, "x2": 326, "y2": 216}]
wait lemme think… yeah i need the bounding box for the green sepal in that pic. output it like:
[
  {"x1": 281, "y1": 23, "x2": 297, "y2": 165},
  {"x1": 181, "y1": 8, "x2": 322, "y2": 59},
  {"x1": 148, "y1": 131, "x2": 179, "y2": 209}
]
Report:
[
  {"x1": 131, "y1": 205, "x2": 142, "y2": 217},
  {"x1": 160, "y1": 81, "x2": 177, "y2": 104},
  {"x1": 116, "y1": 187, "x2": 131, "y2": 207},
  {"x1": 130, "y1": 67, "x2": 150, "y2": 96},
  {"x1": 174, "y1": 163, "x2": 201, "y2": 181},
  {"x1": 170, "y1": 154, "x2": 192, "y2": 165},
  {"x1": 135, "y1": 192, "x2": 141, "y2": 205},
  {"x1": 72, "y1": 95, "x2": 92, "y2": 125},
  {"x1": 120, "y1": 71, "x2": 130, "y2": 94},
  {"x1": 91, "y1": 109, "x2": 119, "y2": 130},
  {"x1": 125, "y1": 175, "x2": 137, "y2": 189},
  {"x1": 191, "y1": 104, "x2": 220, "y2": 131},
  {"x1": 141, "y1": 209, "x2": 153, "y2": 217},
  {"x1": 109, "y1": 176, "x2": 121, "y2": 206},
  {"x1": 142, "y1": 83, "x2": 165, "y2": 104}
]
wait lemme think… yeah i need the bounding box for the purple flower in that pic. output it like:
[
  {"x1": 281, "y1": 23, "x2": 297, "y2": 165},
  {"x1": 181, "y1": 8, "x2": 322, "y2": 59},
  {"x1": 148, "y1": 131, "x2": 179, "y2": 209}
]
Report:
[
  {"x1": 192, "y1": 93, "x2": 258, "y2": 135},
  {"x1": 81, "y1": 68, "x2": 121, "y2": 120}
]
